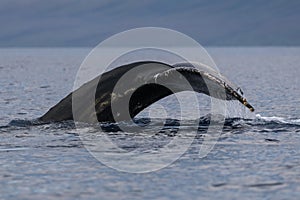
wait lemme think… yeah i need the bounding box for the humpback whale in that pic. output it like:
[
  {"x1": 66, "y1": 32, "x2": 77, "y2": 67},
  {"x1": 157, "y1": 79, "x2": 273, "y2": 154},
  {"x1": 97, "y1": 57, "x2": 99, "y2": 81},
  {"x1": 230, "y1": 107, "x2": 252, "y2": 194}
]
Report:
[{"x1": 39, "y1": 61, "x2": 254, "y2": 123}]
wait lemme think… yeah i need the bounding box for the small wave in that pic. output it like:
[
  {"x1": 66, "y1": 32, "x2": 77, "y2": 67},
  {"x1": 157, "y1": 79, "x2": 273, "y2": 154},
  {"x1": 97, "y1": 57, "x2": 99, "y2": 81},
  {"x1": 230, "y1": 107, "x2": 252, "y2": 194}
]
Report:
[
  {"x1": 0, "y1": 147, "x2": 30, "y2": 152},
  {"x1": 255, "y1": 114, "x2": 300, "y2": 126},
  {"x1": 5, "y1": 114, "x2": 299, "y2": 133},
  {"x1": 98, "y1": 114, "x2": 300, "y2": 133},
  {"x1": 245, "y1": 182, "x2": 284, "y2": 188},
  {"x1": 8, "y1": 119, "x2": 42, "y2": 127}
]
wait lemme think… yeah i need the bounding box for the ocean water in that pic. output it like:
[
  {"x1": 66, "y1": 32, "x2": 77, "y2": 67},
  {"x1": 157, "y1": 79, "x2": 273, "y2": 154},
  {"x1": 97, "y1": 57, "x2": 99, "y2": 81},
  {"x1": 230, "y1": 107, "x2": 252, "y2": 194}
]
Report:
[{"x1": 0, "y1": 47, "x2": 300, "y2": 199}]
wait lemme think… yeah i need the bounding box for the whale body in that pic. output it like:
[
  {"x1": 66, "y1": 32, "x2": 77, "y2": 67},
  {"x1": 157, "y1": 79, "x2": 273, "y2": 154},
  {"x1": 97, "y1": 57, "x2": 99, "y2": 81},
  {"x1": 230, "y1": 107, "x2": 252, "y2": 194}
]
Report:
[{"x1": 39, "y1": 61, "x2": 254, "y2": 123}]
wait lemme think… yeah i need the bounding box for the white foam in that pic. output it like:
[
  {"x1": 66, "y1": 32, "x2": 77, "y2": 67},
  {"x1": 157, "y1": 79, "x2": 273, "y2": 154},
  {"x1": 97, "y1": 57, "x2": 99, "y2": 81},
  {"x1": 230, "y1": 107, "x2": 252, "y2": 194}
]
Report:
[{"x1": 256, "y1": 114, "x2": 300, "y2": 125}]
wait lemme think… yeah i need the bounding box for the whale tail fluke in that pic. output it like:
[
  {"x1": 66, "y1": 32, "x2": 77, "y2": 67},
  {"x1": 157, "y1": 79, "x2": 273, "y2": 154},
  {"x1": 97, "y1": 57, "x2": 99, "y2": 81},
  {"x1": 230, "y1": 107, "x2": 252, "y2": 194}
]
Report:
[{"x1": 39, "y1": 61, "x2": 254, "y2": 123}]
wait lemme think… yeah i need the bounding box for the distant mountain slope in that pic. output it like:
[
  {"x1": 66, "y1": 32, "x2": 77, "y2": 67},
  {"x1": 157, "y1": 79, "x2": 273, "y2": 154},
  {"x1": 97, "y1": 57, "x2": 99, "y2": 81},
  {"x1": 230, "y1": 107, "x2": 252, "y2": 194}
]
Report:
[{"x1": 0, "y1": 0, "x2": 299, "y2": 46}]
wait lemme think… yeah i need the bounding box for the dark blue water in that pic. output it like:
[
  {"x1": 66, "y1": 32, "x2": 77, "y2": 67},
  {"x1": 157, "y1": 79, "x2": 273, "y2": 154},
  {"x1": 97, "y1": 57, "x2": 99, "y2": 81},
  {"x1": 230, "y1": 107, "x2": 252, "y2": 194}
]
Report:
[{"x1": 0, "y1": 48, "x2": 300, "y2": 199}]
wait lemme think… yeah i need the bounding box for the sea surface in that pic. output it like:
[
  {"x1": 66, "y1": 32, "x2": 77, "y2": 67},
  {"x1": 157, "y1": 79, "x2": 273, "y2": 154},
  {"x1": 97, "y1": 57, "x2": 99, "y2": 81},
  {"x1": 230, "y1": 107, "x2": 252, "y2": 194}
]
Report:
[{"x1": 0, "y1": 47, "x2": 299, "y2": 199}]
